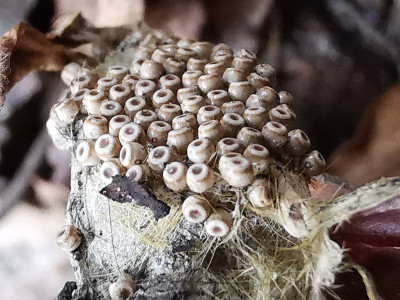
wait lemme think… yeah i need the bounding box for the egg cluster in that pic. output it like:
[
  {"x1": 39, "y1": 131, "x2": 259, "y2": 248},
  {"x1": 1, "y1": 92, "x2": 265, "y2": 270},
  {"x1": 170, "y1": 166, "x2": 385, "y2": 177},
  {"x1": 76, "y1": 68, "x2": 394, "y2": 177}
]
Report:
[{"x1": 51, "y1": 32, "x2": 326, "y2": 238}]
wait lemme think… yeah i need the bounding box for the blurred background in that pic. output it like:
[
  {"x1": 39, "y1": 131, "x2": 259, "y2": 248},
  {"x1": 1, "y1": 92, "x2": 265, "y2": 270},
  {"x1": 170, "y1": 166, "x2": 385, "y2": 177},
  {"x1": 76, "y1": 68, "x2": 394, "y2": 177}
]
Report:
[{"x1": 0, "y1": 0, "x2": 399, "y2": 299}]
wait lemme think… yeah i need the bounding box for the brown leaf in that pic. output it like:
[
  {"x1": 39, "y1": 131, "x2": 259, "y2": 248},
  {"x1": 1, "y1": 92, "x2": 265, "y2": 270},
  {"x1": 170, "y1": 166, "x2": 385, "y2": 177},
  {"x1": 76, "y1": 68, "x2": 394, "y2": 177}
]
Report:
[
  {"x1": 49, "y1": 13, "x2": 94, "y2": 47},
  {"x1": 0, "y1": 32, "x2": 14, "y2": 106},
  {"x1": 0, "y1": 23, "x2": 81, "y2": 107},
  {"x1": 49, "y1": 13, "x2": 132, "y2": 59},
  {"x1": 328, "y1": 85, "x2": 400, "y2": 187},
  {"x1": 55, "y1": 0, "x2": 144, "y2": 28}
]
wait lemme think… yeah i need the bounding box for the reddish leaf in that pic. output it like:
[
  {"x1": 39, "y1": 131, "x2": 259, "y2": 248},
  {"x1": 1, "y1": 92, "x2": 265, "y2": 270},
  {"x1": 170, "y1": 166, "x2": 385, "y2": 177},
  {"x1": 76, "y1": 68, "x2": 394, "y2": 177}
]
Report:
[{"x1": 331, "y1": 195, "x2": 400, "y2": 300}]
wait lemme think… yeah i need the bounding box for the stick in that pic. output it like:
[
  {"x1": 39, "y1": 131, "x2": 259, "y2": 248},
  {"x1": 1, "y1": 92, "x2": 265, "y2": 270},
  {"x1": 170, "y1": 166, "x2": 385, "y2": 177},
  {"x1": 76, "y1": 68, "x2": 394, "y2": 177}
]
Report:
[{"x1": 0, "y1": 127, "x2": 48, "y2": 217}]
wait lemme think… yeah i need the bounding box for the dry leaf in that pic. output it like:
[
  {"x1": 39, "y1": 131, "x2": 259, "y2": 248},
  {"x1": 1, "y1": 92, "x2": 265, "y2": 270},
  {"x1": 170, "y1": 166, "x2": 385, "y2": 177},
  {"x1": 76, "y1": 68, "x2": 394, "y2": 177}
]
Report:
[
  {"x1": 55, "y1": 0, "x2": 144, "y2": 28},
  {"x1": 0, "y1": 15, "x2": 133, "y2": 108},
  {"x1": 328, "y1": 85, "x2": 400, "y2": 187},
  {"x1": 0, "y1": 23, "x2": 82, "y2": 107},
  {"x1": 49, "y1": 13, "x2": 132, "y2": 56},
  {"x1": 0, "y1": 32, "x2": 14, "y2": 106},
  {"x1": 100, "y1": 175, "x2": 171, "y2": 220}
]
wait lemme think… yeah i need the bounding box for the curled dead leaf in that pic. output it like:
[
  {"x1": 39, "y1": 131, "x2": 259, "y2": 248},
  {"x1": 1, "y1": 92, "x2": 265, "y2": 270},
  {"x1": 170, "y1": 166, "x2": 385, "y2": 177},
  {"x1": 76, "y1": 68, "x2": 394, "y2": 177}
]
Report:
[
  {"x1": 0, "y1": 15, "x2": 133, "y2": 108},
  {"x1": 49, "y1": 13, "x2": 132, "y2": 57},
  {"x1": 0, "y1": 22, "x2": 86, "y2": 107},
  {"x1": 0, "y1": 30, "x2": 14, "y2": 106}
]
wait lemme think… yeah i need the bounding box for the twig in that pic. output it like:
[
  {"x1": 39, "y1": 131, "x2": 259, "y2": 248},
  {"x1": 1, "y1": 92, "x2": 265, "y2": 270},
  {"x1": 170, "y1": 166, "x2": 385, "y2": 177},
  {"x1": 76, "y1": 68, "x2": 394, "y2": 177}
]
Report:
[
  {"x1": 377, "y1": 0, "x2": 394, "y2": 32},
  {"x1": 324, "y1": 0, "x2": 400, "y2": 70},
  {"x1": 0, "y1": 126, "x2": 48, "y2": 217},
  {"x1": 274, "y1": 0, "x2": 399, "y2": 86}
]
